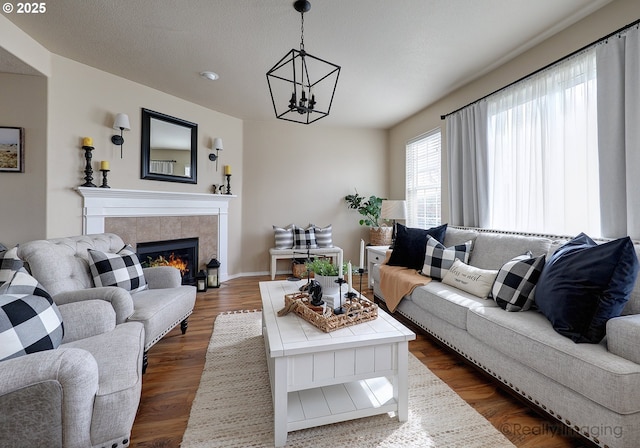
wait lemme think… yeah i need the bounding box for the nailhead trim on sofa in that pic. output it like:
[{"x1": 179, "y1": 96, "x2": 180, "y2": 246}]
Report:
[{"x1": 389, "y1": 305, "x2": 605, "y2": 448}]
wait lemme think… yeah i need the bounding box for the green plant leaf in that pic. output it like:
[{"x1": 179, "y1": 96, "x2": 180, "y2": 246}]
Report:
[
  {"x1": 305, "y1": 258, "x2": 348, "y2": 276},
  {"x1": 345, "y1": 190, "x2": 385, "y2": 227}
]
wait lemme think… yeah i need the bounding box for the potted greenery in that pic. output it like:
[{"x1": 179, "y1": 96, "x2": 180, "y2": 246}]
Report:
[
  {"x1": 305, "y1": 258, "x2": 346, "y2": 295},
  {"x1": 344, "y1": 191, "x2": 392, "y2": 245}
]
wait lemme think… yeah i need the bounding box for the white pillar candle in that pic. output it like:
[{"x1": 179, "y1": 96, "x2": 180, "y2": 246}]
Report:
[
  {"x1": 359, "y1": 239, "x2": 365, "y2": 269},
  {"x1": 339, "y1": 260, "x2": 343, "y2": 278},
  {"x1": 347, "y1": 262, "x2": 353, "y2": 290}
]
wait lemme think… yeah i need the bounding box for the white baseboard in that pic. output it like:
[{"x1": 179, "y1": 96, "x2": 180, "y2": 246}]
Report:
[{"x1": 223, "y1": 270, "x2": 301, "y2": 280}]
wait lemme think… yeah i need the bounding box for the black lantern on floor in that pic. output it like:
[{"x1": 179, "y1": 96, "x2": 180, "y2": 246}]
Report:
[
  {"x1": 207, "y1": 258, "x2": 221, "y2": 288},
  {"x1": 195, "y1": 270, "x2": 207, "y2": 292}
]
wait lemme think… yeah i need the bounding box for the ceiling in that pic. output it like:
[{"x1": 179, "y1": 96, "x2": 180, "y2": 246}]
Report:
[{"x1": 4, "y1": 0, "x2": 612, "y2": 128}]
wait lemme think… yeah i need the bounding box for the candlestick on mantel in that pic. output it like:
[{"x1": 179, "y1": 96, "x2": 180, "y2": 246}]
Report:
[
  {"x1": 83, "y1": 137, "x2": 93, "y2": 147},
  {"x1": 100, "y1": 160, "x2": 110, "y2": 170},
  {"x1": 224, "y1": 165, "x2": 231, "y2": 175},
  {"x1": 225, "y1": 174, "x2": 232, "y2": 195},
  {"x1": 99, "y1": 168, "x2": 111, "y2": 188},
  {"x1": 80, "y1": 143, "x2": 97, "y2": 187}
]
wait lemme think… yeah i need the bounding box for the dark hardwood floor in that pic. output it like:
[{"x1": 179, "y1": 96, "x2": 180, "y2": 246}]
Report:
[{"x1": 130, "y1": 274, "x2": 596, "y2": 448}]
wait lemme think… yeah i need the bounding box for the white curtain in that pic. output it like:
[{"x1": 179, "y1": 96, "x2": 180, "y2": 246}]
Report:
[
  {"x1": 485, "y1": 49, "x2": 600, "y2": 236},
  {"x1": 446, "y1": 102, "x2": 489, "y2": 228},
  {"x1": 596, "y1": 26, "x2": 640, "y2": 239}
]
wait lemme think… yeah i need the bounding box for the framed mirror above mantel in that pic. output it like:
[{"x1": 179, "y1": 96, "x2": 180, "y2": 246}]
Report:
[{"x1": 141, "y1": 108, "x2": 198, "y2": 184}]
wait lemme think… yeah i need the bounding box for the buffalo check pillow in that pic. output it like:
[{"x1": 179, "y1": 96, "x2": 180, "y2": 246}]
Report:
[
  {"x1": 421, "y1": 236, "x2": 473, "y2": 280},
  {"x1": 492, "y1": 252, "x2": 546, "y2": 311},
  {"x1": 292, "y1": 225, "x2": 318, "y2": 249},
  {"x1": 88, "y1": 244, "x2": 148, "y2": 293},
  {"x1": 0, "y1": 246, "x2": 23, "y2": 286},
  {"x1": 0, "y1": 269, "x2": 64, "y2": 362}
]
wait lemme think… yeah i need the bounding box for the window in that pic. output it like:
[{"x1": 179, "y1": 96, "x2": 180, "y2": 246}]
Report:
[
  {"x1": 406, "y1": 129, "x2": 441, "y2": 228},
  {"x1": 486, "y1": 49, "x2": 600, "y2": 236}
]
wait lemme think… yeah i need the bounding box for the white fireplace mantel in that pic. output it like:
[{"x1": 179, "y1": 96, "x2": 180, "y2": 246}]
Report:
[{"x1": 76, "y1": 187, "x2": 236, "y2": 281}]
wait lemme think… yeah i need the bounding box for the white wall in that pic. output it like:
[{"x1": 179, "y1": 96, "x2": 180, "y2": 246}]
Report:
[
  {"x1": 242, "y1": 120, "x2": 387, "y2": 275},
  {"x1": 0, "y1": 73, "x2": 47, "y2": 247},
  {"x1": 44, "y1": 54, "x2": 245, "y2": 274}
]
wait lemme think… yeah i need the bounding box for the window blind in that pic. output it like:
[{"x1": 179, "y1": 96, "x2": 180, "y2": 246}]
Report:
[{"x1": 406, "y1": 129, "x2": 441, "y2": 228}]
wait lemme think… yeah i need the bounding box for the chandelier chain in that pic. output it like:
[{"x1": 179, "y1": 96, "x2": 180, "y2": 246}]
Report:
[{"x1": 300, "y1": 11, "x2": 305, "y2": 51}]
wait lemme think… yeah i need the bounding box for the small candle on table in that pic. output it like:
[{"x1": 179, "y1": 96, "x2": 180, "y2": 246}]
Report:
[
  {"x1": 339, "y1": 260, "x2": 343, "y2": 278},
  {"x1": 83, "y1": 137, "x2": 93, "y2": 147},
  {"x1": 100, "y1": 161, "x2": 110, "y2": 170},
  {"x1": 347, "y1": 262, "x2": 353, "y2": 290},
  {"x1": 224, "y1": 165, "x2": 231, "y2": 175},
  {"x1": 359, "y1": 239, "x2": 365, "y2": 269}
]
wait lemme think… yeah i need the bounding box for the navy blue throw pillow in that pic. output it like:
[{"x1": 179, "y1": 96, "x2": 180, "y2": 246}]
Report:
[
  {"x1": 535, "y1": 233, "x2": 639, "y2": 343},
  {"x1": 387, "y1": 223, "x2": 448, "y2": 270}
]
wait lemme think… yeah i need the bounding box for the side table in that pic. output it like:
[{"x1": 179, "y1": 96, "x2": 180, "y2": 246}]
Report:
[{"x1": 366, "y1": 245, "x2": 389, "y2": 287}]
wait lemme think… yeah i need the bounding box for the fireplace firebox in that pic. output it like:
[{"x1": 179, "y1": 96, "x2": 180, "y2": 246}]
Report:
[{"x1": 136, "y1": 237, "x2": 198, "y2": 286}]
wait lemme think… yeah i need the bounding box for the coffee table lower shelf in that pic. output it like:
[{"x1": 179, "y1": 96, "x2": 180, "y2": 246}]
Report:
[{"x1": 287, "y1": 377, "x2": 398, "y2": 432}]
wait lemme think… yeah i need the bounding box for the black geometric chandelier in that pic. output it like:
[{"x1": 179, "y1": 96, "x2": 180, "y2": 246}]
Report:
[{"x1": 266, "y1": 0, "x2": 341, "y2": 125}]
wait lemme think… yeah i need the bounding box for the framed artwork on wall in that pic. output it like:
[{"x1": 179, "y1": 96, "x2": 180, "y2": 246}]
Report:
[{"x1": 0, "y1": 127, "x2": 24, "y2": 173}]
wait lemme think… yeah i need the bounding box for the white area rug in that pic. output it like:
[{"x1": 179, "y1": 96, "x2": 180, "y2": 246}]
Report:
[{"x1": 181, "y1": 311, "x2": 515, "y2": 448}]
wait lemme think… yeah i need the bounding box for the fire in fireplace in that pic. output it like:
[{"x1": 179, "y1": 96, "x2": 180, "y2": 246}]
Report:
[{"x1": 136, "y1": 237, "x2": 199, "y2": 286}]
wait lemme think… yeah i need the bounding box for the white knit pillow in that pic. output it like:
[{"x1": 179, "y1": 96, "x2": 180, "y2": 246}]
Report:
[{"x1": 442, "y1": 259, "x2": 498, "y2": 299}]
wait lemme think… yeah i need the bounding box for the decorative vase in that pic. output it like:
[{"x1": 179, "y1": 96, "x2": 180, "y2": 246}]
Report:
[
  {"x1": 314, "y1": 274, "x2": 341, "y2": 296},
  {"x1": 369, "y1": 226, "x2": 392, "y2": 246}
]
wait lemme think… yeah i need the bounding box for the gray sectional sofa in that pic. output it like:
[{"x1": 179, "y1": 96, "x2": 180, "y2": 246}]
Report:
[{"x1": 372, "y1": 226, "x2": 640, "y2": 448}]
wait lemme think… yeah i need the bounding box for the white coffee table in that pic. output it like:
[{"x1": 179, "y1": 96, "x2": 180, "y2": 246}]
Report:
[{"x1": 260, "y1": 280, "x2": 416, "y2": 447}]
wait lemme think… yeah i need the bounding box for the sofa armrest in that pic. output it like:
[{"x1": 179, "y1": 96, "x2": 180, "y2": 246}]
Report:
[
  {"x1": 53, "y1": 287, "x2": 134, "y2": 324},
  {"x1": 143, "y1": 266, "x2": 182, "y2": 289},
  {"x1": 607, "y1": 315, "x2": 640, "y2": 364},
  {"x1": 0, "y1": 348, "x2": 99, "y2": 448},
  {"x1": 58, "y1": 300, "x2": 116, "y2": 343}
]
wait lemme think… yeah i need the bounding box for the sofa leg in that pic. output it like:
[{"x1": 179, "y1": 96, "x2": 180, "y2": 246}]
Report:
[
  {"x1": 181, "y1": 318, "x2": 188, "y2": 334},
  {"x1": 142, "y1": 351, "x2": 148, "y2": 374}
]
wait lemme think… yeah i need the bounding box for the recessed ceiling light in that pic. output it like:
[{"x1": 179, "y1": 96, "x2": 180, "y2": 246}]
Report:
[{"x1": 200, "y1": 71, "x2": 219, "y2": 81}]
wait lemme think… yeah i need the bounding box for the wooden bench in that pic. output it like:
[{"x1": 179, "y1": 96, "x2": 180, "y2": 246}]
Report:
[{"x1": 269, "y1": 247, "x2": 343, "y2": 280}]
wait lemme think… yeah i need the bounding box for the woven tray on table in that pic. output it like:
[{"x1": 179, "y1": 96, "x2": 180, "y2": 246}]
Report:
[{"x1": 280, "y1": 292, "x2": 378, "y2": 332}]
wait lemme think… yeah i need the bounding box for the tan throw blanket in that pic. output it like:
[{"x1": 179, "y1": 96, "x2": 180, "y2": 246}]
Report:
[{"x1": 380, "y1": 265, "x2": 431, "y2": 312}]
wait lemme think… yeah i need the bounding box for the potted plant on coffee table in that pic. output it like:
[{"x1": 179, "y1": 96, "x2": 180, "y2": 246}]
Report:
[
  {"x1": 344, "y1": 190, "x2": 391, "y2": 245},
  {"x1": 305, "y1": 258, "x2": 345, "y2": 296}
]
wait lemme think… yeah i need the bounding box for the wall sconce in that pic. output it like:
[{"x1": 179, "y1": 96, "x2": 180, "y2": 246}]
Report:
[
  {"x1": 208, "y1": 137, "x2": 223, "y2": 171},
  {"x1": 111, "y1": 113, "x2": 131, "y2": 158}
]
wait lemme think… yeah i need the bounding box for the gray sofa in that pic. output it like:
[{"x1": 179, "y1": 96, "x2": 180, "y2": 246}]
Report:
[
  {"x1": 17, "y1": 233, "x2": 197, "y2": 371},
  {"x1": 372, "y1": 227, "x2": 640, "y2": 448},
  {"x1": 0, "y1": 298, "x2": 145, "y2": 448}
]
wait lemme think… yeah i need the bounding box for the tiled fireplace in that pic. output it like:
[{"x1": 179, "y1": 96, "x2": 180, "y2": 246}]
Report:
[{"x1": 76, "y1": 187, "x2": 233, "y2": 281}]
